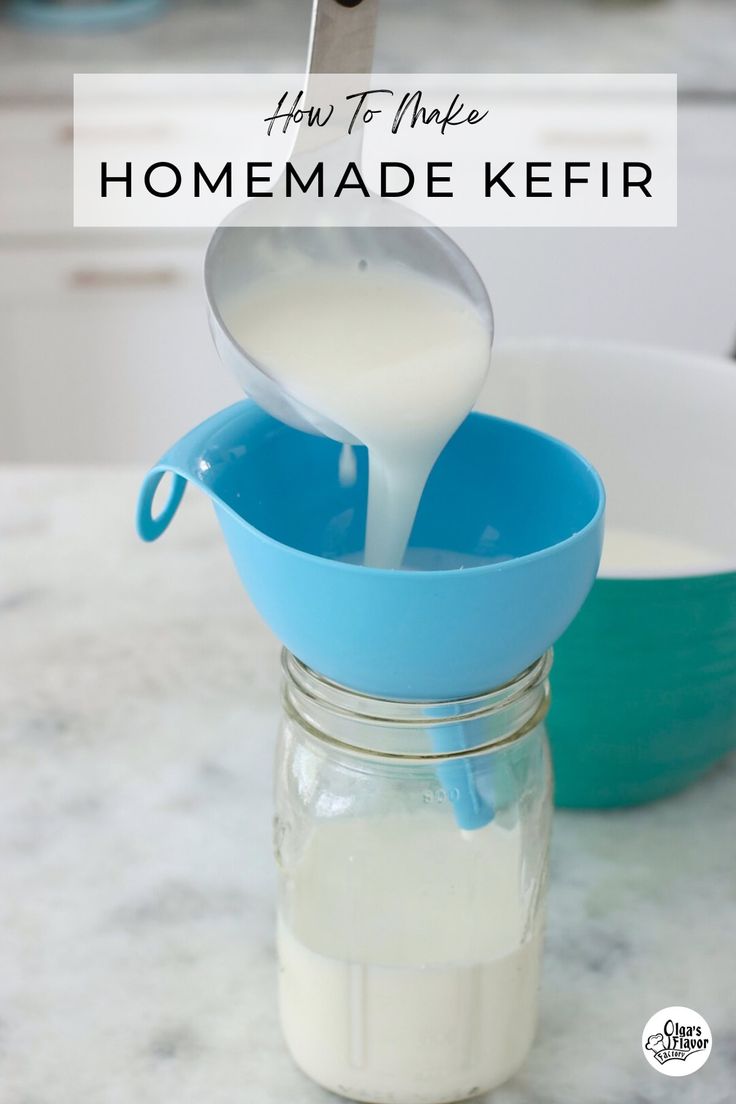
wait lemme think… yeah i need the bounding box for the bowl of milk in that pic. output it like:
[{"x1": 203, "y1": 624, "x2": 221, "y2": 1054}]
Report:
[{"x1": 486, "y1": 339, "x2": 736, "y2": 806}]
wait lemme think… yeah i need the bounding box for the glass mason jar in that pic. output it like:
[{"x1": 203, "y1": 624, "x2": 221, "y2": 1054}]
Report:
[{"x1": 274, "y1": 650, "x2": 553, "y2": 1104}]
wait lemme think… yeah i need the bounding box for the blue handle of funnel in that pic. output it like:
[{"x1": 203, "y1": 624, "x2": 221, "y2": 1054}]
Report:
[
  {"x1": 137, "y1": 469, "x2": 188, "y2": 542},
  {"x1": 136, "y1": 403, "x2": 251, "y2": 543},
  {"x1": 429, "y1": 709, "x2": 494, "y2": 831},
  {"x1": 435, "y1": 753, "x2": 494, "y2": 831}
]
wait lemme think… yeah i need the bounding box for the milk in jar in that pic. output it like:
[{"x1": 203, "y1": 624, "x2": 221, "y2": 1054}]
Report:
[{"x1": 275, "y1": 653, "x2": 552, "y2": 1104}]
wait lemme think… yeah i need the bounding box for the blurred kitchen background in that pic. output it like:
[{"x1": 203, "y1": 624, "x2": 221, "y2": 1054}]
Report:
[{"x1": 0, "y1": 0, "x2": 734, "y2": 462}]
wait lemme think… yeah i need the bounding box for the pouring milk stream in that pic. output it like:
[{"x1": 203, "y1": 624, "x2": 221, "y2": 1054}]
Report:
[{"x1": 219, "y1": 260, "x2": 492, "y2": 568}]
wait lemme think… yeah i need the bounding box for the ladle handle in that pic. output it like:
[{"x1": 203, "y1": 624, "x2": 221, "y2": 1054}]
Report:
[
  {"x1": 307, "y1": 0, "x2": 380, "y2": 76},
  {"x1": 293, "y1": 0, "x2": 380, "y2": 161}
]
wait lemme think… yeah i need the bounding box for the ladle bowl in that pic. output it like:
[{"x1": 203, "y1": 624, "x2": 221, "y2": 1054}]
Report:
[{"x1": 204, "y1": 220, "x2": 494, "y2": 444}]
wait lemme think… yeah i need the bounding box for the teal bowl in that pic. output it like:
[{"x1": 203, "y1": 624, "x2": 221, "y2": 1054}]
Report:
[{"x1": 487, "y1": 339, "x2": 736, "y2": 807}]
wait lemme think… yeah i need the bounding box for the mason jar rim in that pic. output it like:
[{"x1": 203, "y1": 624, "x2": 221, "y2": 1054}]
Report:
[
  {"x1": 281, "y1": 650, "x2": 551, "y2": 761},
  {"x1": 283, "y1": 650, "x2": 551, "y2": 717}
]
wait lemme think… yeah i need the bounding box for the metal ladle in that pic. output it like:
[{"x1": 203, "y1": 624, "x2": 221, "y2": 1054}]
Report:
[{"x1": 204, "y1": 0, "x2": 493, "y2": 444}]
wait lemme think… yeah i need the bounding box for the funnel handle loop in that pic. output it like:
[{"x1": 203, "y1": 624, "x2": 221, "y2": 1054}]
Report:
[{"x1": 136, "y1": 468, "x2": 187, "y2": 542}]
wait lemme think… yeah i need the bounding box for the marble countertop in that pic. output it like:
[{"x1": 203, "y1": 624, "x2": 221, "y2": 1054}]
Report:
[
  {"x1": 2, "y1": 464, "x2": 735, "y2": 1104},
  {"x1": 0, "y1": 0, "x2": 735, "y2": 100}
]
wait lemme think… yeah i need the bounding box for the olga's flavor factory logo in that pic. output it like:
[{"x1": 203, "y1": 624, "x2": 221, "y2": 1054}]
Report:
[{"x1": 642, "y1": 1006, "x2": 712, "y2": 1077}]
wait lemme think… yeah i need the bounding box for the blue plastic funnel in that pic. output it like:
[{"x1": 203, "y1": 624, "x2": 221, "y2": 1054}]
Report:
[{"x1": 137, "y1": 401, "x2": 604, "y2": 701}]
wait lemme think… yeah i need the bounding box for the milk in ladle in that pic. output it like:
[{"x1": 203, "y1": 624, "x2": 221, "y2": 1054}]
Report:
[{"x1": 220, "y1": 262, "x2": 491, "y2": 568}]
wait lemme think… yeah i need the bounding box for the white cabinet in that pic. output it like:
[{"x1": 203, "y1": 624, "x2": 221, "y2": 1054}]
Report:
[
  {"x1": 0, "y1": 100, "x2": 240, "y2": 463},
  {"x1": 0, "y1": 103, "x2": 72, "y2": 235},
  {"x1": 0, "y1": 242, "x2": 241, "y2": 462}
]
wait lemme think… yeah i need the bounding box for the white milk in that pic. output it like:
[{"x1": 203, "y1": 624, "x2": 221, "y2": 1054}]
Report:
[
  {"x1": 340, "y1": 547, "x2": 510, "y2": 570},
  {"x1": 601, "y1": 526, "x2": 730, "y2": 577},
  {"x1": 221, "y1": 264, "x2": 490, "y2": 568},
  {"x1": 278, "y1": 815, "x2": 543, "y2": 1103}
]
